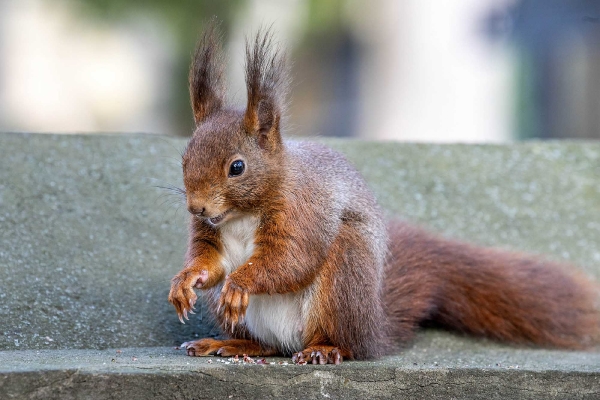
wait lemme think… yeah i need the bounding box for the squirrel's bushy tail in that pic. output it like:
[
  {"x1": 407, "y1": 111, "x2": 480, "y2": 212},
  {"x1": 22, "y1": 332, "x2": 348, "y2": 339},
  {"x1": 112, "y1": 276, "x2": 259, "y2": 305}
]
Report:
[{"x1": 383, "y1": 220, "x2": 600, "y2": 349}]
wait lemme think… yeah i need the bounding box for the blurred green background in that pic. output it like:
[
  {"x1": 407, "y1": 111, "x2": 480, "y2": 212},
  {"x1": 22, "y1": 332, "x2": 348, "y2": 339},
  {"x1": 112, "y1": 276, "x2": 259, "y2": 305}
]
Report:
[{"x1": 0, "y1": 0, "x2": 599, "y2": 141}]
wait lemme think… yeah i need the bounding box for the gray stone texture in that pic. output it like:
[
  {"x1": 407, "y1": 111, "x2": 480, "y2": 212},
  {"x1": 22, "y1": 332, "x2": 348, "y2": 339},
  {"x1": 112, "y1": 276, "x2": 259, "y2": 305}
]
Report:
[{"x1": 0, "y1": 132, "x2": 599, "y2": 398}]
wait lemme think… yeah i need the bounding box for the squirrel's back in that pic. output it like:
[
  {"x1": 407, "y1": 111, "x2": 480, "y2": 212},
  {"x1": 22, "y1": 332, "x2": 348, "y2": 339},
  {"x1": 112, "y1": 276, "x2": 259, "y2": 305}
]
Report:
[
  {"x1": 284, "y1": 139, "x2": 388, "y2": 265},
  {"x1": 284, "y1": 140, "x2": 383, "y2": 220}
]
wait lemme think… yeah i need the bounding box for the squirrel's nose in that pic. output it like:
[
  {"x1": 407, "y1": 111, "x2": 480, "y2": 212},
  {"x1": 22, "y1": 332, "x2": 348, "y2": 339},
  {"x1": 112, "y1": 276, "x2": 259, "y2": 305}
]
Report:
[{"x1": 188, "y1": 205, "x2": 205, "y2": 216}]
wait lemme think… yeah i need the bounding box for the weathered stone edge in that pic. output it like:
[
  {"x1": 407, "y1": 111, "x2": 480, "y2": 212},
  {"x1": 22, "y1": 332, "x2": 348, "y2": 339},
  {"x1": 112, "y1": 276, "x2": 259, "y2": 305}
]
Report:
[
  {"x1": 1, "y1": 362, "x2": 598, "y2": 400},
  {"x1": 1, "y1": 345, "x2": 599, "y2": 400}
]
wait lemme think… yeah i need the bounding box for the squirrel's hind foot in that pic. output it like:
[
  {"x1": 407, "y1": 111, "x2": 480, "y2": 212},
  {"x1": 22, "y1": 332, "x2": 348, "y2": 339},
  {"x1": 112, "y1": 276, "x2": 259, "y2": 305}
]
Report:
[
  {"x1": 181, "y1": 338, "x2": 276, "y2": 357},
  {"x1": 291, "y1": 346, "x2": 349, "y2": 365}
]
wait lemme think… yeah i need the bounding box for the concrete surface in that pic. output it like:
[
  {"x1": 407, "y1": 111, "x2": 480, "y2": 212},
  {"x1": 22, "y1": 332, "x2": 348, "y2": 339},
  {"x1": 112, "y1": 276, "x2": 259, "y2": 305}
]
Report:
[
  {"x1": 0, "y1": 132, "x2": 599, "y2": 399},
  {"x1": 1, "y1": 332, "x2": 599, "y2": 399}
]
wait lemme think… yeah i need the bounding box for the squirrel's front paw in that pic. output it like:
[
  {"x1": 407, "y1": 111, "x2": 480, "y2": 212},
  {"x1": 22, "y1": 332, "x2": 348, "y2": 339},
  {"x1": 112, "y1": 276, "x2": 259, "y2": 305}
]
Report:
[
  {"x1": 219, "y1": 275, "x2": 249, "y2": 332},
  {"x1": 168, "y1": 270, "x2": 206, "y2": 323}
]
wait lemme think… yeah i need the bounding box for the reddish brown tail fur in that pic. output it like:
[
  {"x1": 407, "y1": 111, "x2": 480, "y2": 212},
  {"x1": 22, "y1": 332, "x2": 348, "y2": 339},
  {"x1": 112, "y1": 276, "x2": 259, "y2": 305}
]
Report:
[{"x1": 384, "y1": 220, "x2": 600, "y2": 349}]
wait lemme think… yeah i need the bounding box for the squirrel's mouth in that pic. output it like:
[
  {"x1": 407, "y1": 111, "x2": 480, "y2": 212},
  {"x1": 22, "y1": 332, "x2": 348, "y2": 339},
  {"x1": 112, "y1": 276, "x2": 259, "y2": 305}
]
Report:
[{"x1": 207, "y1": 209, "x2": 231, "y2": 226}]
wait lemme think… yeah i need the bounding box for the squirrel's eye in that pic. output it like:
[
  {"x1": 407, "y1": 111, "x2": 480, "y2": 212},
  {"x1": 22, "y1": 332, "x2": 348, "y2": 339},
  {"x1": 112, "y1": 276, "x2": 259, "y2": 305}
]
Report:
[{"x1": 229, "y1": 159, "x2": 245, "y2": 177}]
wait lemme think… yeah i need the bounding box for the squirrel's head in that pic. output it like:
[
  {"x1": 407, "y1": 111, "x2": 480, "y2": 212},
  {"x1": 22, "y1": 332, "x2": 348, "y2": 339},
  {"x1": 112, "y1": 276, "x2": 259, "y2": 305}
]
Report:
[{"x1": 182, "y1": 21, "x2": 289, "y2": 226}]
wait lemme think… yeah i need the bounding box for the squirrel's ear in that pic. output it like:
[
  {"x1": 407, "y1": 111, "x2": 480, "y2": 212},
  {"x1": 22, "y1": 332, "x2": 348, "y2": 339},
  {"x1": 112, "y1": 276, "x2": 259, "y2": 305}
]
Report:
[
  {"x1": 243, "y1": 28, "x2": 288, "y2": 151},
  {"x1": 189, "y1": 19, "x2": 226, "y2": 125}
]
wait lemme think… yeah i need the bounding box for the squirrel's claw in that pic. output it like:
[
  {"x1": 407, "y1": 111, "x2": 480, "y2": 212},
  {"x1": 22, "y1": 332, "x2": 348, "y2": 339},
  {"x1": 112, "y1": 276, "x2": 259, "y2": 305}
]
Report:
[
  {"x1": 168, "y1": 268, "x2": 202, "y2": 324},
  {"x1": 292, "y1": 347, "x2": 344, "y2": 365},
  {"x1": 218, "y1": 275, "x2": 249, "y2": 330}
]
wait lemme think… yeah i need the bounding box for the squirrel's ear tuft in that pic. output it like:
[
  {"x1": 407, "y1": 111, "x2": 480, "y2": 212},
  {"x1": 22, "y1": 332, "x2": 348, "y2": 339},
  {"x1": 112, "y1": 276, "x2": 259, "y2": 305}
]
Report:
[
  {"x1": 244, "y1": 27, "x2": 289, "y2": 150},
  {"x1": 189, "y1": 18, "x2": 226, "y2": 125}
]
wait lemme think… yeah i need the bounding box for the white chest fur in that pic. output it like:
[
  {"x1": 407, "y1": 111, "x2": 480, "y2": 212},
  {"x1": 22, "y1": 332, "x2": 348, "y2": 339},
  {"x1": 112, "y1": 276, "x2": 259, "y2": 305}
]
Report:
[
  {"x1": 217, "y1": 214, "x2": 306, "y2": 353},
  {"x1": 218, "y1": 215, "x2": 260, "y2": 275}
]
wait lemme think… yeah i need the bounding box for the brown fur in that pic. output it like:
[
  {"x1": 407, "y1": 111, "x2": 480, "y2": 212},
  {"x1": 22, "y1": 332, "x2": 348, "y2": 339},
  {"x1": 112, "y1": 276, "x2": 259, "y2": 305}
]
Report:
[
  {"x1": 168, "y1": 21, "x2": 600, "y2": 363},
  {"x1": 188, "y1": 18, "x2": 226, "y2": 124},
  {"x1": 384, "y1": 221, "x2": 600, "y2": 349},
  {"x1": 184, "y1": 338, "x2": 277, "y2": 357}
]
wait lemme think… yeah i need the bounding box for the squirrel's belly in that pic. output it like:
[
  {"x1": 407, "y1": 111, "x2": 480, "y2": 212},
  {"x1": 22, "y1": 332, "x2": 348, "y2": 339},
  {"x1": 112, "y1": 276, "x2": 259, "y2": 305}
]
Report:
[
  {"x1": 244, "y1": 292, "x2": 305, "y2": 353},
  {"x1": 218, "y1": 214, "x2": 307, "y2": 352}
]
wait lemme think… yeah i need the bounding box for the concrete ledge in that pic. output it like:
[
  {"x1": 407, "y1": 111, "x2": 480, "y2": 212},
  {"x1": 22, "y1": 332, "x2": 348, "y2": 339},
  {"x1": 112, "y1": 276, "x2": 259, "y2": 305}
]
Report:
[
  {"x1": 2, "y1": 333, "x2": 599, "y2": 399},
  {"x1": 1, "y1": 133, "x2": 599, "y2": 398}
]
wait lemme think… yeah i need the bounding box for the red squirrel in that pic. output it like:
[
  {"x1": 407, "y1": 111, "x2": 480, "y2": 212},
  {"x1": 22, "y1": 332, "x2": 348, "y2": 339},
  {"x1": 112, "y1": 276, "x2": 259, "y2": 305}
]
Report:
[{"x1": 168, "y1": 22, "x2": 600, "y2": 364}]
